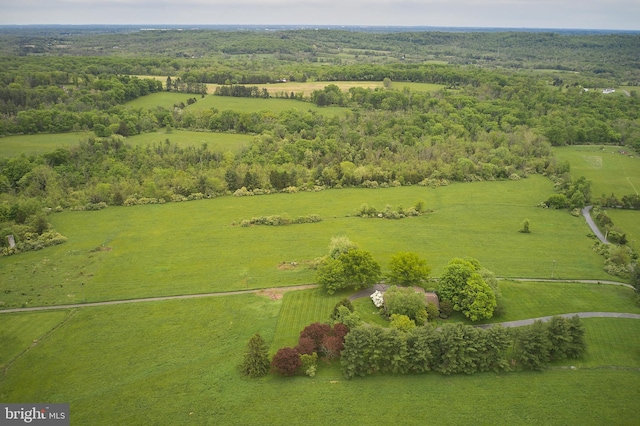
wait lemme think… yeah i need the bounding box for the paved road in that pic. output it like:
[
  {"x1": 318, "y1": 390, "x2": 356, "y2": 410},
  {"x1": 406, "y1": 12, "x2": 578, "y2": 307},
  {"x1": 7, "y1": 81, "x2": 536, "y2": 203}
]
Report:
[
  {"x1": 477, "y1": 312, "x2": 640, "y2": 329},
  {"x1": 582, "y1": 205, "x2": 608, "y2": 243}
]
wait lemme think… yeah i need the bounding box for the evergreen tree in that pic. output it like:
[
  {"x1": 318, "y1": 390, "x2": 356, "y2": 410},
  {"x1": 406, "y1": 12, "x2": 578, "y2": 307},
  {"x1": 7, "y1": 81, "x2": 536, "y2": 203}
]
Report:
[
  {"x1": 565, "y1": 315, "x2": 587, "y2": 359},
  {"x1": 240, "y1": 333, "x2": 270, "y2": 378},
  {"x1": 514, "y1": 320, "x2": 552, "y2": 371},
  {"x1": 547, "y1": 316, "x2": 571, "y2": 361}
]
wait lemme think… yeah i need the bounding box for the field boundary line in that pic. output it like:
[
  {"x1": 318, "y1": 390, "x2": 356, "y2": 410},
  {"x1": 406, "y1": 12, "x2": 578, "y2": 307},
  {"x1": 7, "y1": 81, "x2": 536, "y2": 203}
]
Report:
[
  {"x1": 0, "y1": 285, "x2": 318, "y2": 314},
  {"x1": 1, "y1": 309, "x2": 79, "y2": 380},
  {"x1": 0, "y1": 278, "x2": 633, "y2": 314}
]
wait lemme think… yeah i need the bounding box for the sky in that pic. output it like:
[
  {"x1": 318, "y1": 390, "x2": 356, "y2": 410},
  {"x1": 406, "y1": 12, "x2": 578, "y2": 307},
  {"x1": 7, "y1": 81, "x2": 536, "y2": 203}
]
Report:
[{"x1": 0, "y1": 0, "x2": 638, "y2": 30}]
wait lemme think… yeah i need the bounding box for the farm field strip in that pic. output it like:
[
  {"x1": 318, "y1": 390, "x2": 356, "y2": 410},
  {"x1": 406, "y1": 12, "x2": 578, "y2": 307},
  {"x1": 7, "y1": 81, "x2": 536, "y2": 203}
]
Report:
[
  {"x1": 0, "y1": 129, "x2": 252, "y2": 158},
  {"x1": 132, "y1": 77, "x2": 446, "y2": 96},
  {"x1": 0, "y1": 292, "x2": 638, "y2": 425},
  {"x1": 553, "y1": 145, "x2": 640, "y2": 197},
  {"x1": 0, "y1": 176, "x2": 615, "y2": 309}
]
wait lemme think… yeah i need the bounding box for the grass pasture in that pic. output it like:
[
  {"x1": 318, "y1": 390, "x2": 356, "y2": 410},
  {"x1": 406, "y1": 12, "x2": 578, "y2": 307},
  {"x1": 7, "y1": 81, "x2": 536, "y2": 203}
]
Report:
[
  {"x1": 0, "y1": 130, "x2": 251, "y2": 159},
  {"x1": 0, "y1": 310, "x2": 70, "y2": 368},
  {"x1": 0, "y1": 132, "x2": 93, "y2": 158},
  {"x1": 184, "y1": 95, "x2": 345, "y2": 117},
  {"x1": 124, "y1": 129, "x2": 252, "y2": 153},
  {"x1": 0, "y1": 284, "x2": 638, "y2": 425},
  {"x1": 606, "y1": 208, "x2": 640, "y2": 251},
  {"x1": 0, "y1": 176, "x2": 614, "y2": 309},
  {"x1": 125, "y1": 88, "x2": 346, "y2": 116},
  {"x1": 553, "y1": 145, "x2": 640, "y2": 197},
  {"x1": 566, "y1": 317, "x2": 640, "y2": 368},
  {"x1": 553, "y1": 144, "x2": 640, "y2": 250},
  {"x1": 133, "y1": 76, "x2": 447, "y2": 97}
]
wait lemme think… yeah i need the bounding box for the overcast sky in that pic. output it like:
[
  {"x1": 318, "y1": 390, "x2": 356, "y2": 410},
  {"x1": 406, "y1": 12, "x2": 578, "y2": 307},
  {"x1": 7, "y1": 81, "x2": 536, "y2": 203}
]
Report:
[{"x1": 1, "y1": 0, "x2": 638, "y2": 30}]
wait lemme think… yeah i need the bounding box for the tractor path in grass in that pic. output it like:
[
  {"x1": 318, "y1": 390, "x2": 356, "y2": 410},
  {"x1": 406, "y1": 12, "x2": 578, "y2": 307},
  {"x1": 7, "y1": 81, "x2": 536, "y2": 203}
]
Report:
[
  {"x1": 0, "y1": 284, "x2": 318, "y2": 314},
  {"x1": 0, "y1": 278, "x2": 633, "y2": 314}
]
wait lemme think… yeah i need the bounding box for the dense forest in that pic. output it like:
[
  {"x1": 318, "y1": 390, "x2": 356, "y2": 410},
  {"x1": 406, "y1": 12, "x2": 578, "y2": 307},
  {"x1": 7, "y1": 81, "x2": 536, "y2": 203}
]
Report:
[{"x1": 0, "y1": 27, "x2": 639, "y2": 255}]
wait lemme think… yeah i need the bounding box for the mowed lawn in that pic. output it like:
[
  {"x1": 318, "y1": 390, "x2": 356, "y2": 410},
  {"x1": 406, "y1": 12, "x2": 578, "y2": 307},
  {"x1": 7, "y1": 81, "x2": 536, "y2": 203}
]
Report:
[
  {"x1": 0, "y1": 291, "x2": 638, "y2": 425},
  {"x1": 0, "y1": 176, "x2": 614, "y2": 308},
  {"x1": 273, "y1": 280, "x2": 640, "y2": 347}
]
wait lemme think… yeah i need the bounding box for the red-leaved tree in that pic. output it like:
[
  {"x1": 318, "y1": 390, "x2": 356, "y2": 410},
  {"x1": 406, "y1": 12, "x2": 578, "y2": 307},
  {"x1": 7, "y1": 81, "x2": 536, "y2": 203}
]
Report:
[
  {"x1": 321, "y1": 335, "x2": 345, "y2": 360},
  {"x1": 299, "y1": 322, "x2": 332, "y2": 352},
  {"x1": 295, "y1": 337, "x2": 316, "y2": 355},
  {"x1": 271, "y1": 347, "x2": 301, "y2": 376}
]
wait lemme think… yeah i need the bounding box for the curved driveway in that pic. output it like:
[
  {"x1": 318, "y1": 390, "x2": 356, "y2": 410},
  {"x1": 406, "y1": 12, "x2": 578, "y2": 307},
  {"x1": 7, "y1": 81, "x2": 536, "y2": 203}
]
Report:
[
  {"x1": 582, "y1": 205, "x2": 608, "y2": 243},
  {"x1": 477, "y1": 312, "x2": 640, "y2": 329}
]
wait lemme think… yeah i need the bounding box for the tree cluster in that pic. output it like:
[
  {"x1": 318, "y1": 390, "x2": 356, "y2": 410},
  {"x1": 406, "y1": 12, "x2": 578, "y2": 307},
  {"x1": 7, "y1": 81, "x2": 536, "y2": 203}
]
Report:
[
  {"x1": 214, "y1": 85, "x2": 270, "y2": 98},
  {"x1": 340, "y1": 315, "x2": 586, "y2": 379},
  {"x1": 437, "y1": 257, "x2": 499, "y2": 321},
  {"x1": 317, "y1": 249, "x2": 381, "y2": 294},
  {"x1": 597, "y1": 193, "x2": 640, "y2": 210},
  {"x1": 514, "y1": 316, "x2": 586, "y2": 371},
  {"x1": 271, "y1": 322, "x2": 349, "y2": 377}
]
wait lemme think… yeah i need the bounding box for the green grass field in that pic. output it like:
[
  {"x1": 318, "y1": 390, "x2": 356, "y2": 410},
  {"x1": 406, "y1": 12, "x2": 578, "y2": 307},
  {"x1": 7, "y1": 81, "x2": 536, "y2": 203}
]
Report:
[
  {"x1": 123, "y1": 129, "x2": 252, "y2": 153},
  {"x1": 134, "y1": 76, "x2": 446, "y2": 97},
  {"x1": 2, "y1": 144, "x2": 638, "y2": 424},
  {"x1": 553, "y1": 144, "x2": 640, "y2": 251},
  {"x1": 125, "y1": 91, "x2": 346, "y2": 116},
  {"x1": 0, "y1": 129, "x2": 251, "y2": 159},
  {"x1": 0, "y1": 132, "x2": 94, "y2": 158},
  {"x1": 552, "y1": 145, "x2": 640, "y2": 197},
  {"x1": 185, "y1": 95, "x2": 345, "y2": 116},
  {"x1": 270, "y1": 288, "x2": 343, "y2": 351},
  {"x1": 0, "y1": 176, "x2": 614, "y2": 309},
  {"x1": 494, "y1": 280, "x2": 640, "y2": 322},
  {"x1": 606, "y1": 208, "x2": 640, "y2": 251},
  {"x1": 0, "y1": 289, "x2": 638, "y2": 425}
]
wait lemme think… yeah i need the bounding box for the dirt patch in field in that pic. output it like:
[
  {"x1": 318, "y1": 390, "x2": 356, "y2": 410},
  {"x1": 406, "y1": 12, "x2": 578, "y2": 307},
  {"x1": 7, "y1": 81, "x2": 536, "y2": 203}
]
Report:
[
  {"x1": 257, "y1": 289, "x2": 286, "y2": 300},
  {"x1": 256, "y1": 284, "x2": 319, "y2": 301},
  {"x1": 277, "y1": 262, "x2": 297, "y2": 271},
  {"x1": 90, "y1": 246, "x2": 112, "y2": 253}
]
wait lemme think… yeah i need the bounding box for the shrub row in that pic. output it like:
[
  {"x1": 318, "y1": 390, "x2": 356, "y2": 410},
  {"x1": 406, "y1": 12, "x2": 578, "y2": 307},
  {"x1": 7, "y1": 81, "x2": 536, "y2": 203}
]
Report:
[
  {"x1": 238, "y1": 214, "x2": 322, "y2": 227},
  {"x1": 2, "y1": 230, "x2": 67, "y2": 256},
  {"x1": 355, "y1": 202, "x2": 429, "y2": 220}
]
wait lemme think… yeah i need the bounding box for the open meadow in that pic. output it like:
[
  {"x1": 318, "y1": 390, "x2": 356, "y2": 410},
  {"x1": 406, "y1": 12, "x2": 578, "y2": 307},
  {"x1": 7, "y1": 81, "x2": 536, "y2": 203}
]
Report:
[
  {"x1": 553, "y1": 144, "x2": 640, "y2": 249},
  {"x1": 553, "y1": 145, "x2": 640, "y2": 197},
  {"x1": 0, "y1": 176, "x2": 614, "y2": 309},
  {"x1": 134, "y1": 76, "x2": 446, "y2": 97},
  {"x1": 0, "y1": 130, "x2": 252, "y2": 159},
  {"x1": 0, "y1": 132, "x2": 94, "y2": 158},
  {"x1": 0, "y1": 281, "x2": 638, "y2": 425},
  {"x1": 125, "y1": 90, "x2": 346, "y2": 116}
]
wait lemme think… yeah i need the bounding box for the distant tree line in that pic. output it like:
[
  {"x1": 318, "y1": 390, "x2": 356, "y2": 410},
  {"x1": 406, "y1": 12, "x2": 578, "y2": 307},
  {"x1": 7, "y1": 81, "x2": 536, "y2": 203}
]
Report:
[{"x1": 214, "y1": 85, "x2": 269, "y2": 98}]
